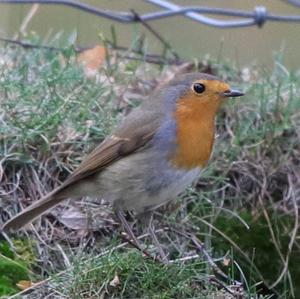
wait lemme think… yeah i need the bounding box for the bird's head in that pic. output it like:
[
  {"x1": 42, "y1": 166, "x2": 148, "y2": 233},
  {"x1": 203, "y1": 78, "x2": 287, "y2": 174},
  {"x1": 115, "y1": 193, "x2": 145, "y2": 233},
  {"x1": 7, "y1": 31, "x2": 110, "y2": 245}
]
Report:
[
  {"x1": 157, "y1": 72, "x2": 244, "y2": 169},
  {"x1": 163, "y1": 72, "x2": 244, "y2": 114}
]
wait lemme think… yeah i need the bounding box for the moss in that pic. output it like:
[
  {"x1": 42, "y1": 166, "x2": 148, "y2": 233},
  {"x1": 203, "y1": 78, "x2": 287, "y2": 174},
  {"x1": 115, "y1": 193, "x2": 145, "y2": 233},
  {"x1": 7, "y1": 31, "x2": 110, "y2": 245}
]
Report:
[
  {"x1": 0, "y1": 239, "x2": 34, "y2": 296},
  {"x1": 212, "y1": 211, "x2": 300, "y2": 297},
  {"x1": 0, "y1": 241, "x2": 14, "y2": 259},
  {"x1": 0, "y1": 276, "x2": 18, "y2": 296},
  {"x1": 13, "y1": 239, "x2": 36, "y2": 265},
  {"x1": 0, "y1": 255, "x2": 28, "y2": 296}
]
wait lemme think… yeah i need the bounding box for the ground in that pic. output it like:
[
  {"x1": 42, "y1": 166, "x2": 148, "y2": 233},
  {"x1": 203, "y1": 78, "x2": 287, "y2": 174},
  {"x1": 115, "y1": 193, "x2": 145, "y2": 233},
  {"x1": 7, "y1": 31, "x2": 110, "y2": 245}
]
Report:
[{"x1": 0, "y1": 39, "x2": 299, "y2": 298}]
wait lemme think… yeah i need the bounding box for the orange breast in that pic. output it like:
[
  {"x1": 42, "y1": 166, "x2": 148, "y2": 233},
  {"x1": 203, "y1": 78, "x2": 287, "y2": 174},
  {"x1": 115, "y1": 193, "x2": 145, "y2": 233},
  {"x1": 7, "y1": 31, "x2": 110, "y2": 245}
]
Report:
[{"x1": 171, "y1": 97, "x2": 217, "y2": 169}]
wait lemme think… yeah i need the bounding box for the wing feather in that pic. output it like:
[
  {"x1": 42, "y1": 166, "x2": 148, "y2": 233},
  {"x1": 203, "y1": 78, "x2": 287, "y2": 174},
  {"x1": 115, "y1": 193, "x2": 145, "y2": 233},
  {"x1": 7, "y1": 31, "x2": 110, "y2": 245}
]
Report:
[{"x1": 58, "y1": 107, "x2": 162, "y2": 190}]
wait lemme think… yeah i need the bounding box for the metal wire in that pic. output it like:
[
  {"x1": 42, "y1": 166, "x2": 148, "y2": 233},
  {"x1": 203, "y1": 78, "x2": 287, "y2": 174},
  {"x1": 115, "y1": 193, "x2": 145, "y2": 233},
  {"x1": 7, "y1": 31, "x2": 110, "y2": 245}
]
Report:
[{"x1": 0, "y1": 0, "x2": 300, "y2": 28}]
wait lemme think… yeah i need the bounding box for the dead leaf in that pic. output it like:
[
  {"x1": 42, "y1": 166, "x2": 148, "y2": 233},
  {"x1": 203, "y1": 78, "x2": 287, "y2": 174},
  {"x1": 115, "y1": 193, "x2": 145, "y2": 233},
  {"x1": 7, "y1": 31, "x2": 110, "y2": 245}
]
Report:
[
  {"x1": 77, "y1": 45, "x2": 106, "y2": 77},
  {"x1": 56, "y1": 204, "x2": 116, "y2": 231},
  {"x1": 58, "y1": 206, "x2": 89, "y2": 230},
  {"x1": 222, "y1": 257, "x2": 231, "y2": 266},
  {"x1": 16, "y1": 280, "x2": 34, "y2": 290},
  {"x1": 109, "y1": 273, "x2": 120, "y2": 288}
]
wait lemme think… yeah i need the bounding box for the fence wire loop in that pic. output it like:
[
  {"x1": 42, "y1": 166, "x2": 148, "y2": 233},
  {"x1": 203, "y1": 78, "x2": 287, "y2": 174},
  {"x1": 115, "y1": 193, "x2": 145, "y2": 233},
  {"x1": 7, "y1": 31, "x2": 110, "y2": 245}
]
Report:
[
  {"x1": 254, "y1": 6, "x2": 268, "y2": 27},
  {"x1": 0, "y1": 0, "x2": 300, "y2": 29}
]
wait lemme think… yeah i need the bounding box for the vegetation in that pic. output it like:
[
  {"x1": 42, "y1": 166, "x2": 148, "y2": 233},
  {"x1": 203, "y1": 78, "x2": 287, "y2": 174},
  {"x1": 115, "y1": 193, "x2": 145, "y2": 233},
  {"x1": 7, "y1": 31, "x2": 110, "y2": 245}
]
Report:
[
  {"x1": 0, "y1": 240, "x2": 33, "y2": 296},
  {"x1": 0, "y1": 41, "x2": 299, "y2": 298}
]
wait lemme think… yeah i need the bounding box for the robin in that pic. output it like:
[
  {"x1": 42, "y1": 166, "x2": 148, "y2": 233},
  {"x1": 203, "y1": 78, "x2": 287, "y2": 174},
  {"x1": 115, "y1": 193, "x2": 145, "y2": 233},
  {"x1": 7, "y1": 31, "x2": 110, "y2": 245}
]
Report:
[{"x1": 2, "y1": 72, "x2": 244, "y2": 232}]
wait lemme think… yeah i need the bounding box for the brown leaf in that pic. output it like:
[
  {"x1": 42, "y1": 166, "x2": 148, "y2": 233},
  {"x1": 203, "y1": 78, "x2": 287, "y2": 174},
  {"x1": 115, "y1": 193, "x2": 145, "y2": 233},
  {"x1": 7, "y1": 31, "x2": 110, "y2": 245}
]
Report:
[
  {"x1": 77, "y1": 45, "x2": 106, "y2": 76},
  {"x1": 16, "y1": 280, "x2": 34, "y2": 290}
]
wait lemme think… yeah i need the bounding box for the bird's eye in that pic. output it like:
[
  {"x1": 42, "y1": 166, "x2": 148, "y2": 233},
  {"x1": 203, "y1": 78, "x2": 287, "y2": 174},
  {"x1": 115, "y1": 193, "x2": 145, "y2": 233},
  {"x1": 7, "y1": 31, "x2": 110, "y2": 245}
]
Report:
[{"x1": 193, "y1": 83, "x2": 205, "y2": 94}]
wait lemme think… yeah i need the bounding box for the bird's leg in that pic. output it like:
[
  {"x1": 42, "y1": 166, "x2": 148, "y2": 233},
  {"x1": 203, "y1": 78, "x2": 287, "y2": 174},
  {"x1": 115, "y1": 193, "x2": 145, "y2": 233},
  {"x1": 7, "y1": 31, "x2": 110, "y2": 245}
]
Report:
[
  {"x1": 115, "y1": 210, "x2": 141, "y2": 249},
  {"x1": 116, "y1": 210, "x2": 168, "y2": 262},
  {"x1": 143, "y1": 212, "x2": 168, "y2": 263}
]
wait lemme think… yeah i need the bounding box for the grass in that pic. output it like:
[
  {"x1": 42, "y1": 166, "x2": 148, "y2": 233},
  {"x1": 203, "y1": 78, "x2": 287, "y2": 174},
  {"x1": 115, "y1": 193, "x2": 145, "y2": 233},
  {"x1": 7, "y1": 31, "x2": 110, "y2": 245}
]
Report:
[
  {"x1": 50, "y1": 250, "x2": 212, "y2": 298},
  {"x1": 0, "y1": 41, "x2": 299, "y2": 299}
]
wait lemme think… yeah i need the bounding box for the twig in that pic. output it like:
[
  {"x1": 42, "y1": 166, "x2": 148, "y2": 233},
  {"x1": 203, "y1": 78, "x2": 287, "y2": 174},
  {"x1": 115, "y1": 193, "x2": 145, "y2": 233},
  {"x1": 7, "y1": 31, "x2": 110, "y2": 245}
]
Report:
[
  {"x1": 7, "y1": 278, "x2": 51, "y2": 299},
  {"x1": 0, "y1": 36, "x2": 65, "y2": 51},
  {"x1": 169, "y1": 253, "x2": 201, "y2": 263},
  {"x1": 270, "y1": 172, "x2": 298, "y2": 297},
  {"x1": 191, "y1": 216, "x2": 266, "y2": 283},
  {"x1": 130, "y1": 9, "x2": 180, "y2": 61},
  {"x1": 170, "y1": 226, "x2": 242, "y2": 286},
  {"x1": 247, "y1": 161, "x2": 295, "y2": 295},
  {"x1": 116, "y1": 53, "x2": 182, "y2": 66},
  {"x1": 19, "y1": 4, "x2": 40, "y2": 35},
  {"x1": 209, "y1": 276, "x2": 243, "y2": 297},
  {"x1": 191, "y1": 234, "x2": 241, "y2": 285},
  {"x1": 119, "y1": 232, "x2": 163, "y2": 263},
  {"x1": 0, "y1": 36, "x2": 185, "y2": 65}
]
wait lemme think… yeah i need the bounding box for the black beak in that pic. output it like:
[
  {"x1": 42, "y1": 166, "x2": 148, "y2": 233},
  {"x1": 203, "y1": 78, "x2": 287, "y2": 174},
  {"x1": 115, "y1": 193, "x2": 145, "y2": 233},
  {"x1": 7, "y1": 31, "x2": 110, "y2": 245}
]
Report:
[{"x1": 223, "y1": 89, "x2": 245, "y2": 98}]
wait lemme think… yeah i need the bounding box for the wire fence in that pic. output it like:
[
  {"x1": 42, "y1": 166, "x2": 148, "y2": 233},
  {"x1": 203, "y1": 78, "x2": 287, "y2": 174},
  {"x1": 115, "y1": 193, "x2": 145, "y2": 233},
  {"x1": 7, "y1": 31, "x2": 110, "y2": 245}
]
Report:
[
  {"x1": 1, "y1": 0, "x2": 300, "y2": 66},
  {"x1": 1, "y1": 0, "x2": 300, "y2": 28}
]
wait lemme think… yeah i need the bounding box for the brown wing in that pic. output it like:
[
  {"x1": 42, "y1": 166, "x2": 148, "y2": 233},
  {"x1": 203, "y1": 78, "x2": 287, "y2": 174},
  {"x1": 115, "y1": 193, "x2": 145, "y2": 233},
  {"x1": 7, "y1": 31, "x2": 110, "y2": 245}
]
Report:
[{"x1": 58, "y1": 106, "x2": 163, "y2": 191}]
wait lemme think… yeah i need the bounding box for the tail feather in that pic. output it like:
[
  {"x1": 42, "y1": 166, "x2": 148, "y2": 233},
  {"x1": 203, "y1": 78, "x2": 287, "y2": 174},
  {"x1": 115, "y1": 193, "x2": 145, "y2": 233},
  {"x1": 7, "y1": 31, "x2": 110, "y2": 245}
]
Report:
[{"x1": 2, "y1": 188, "x2": 66, "y2": 232}]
